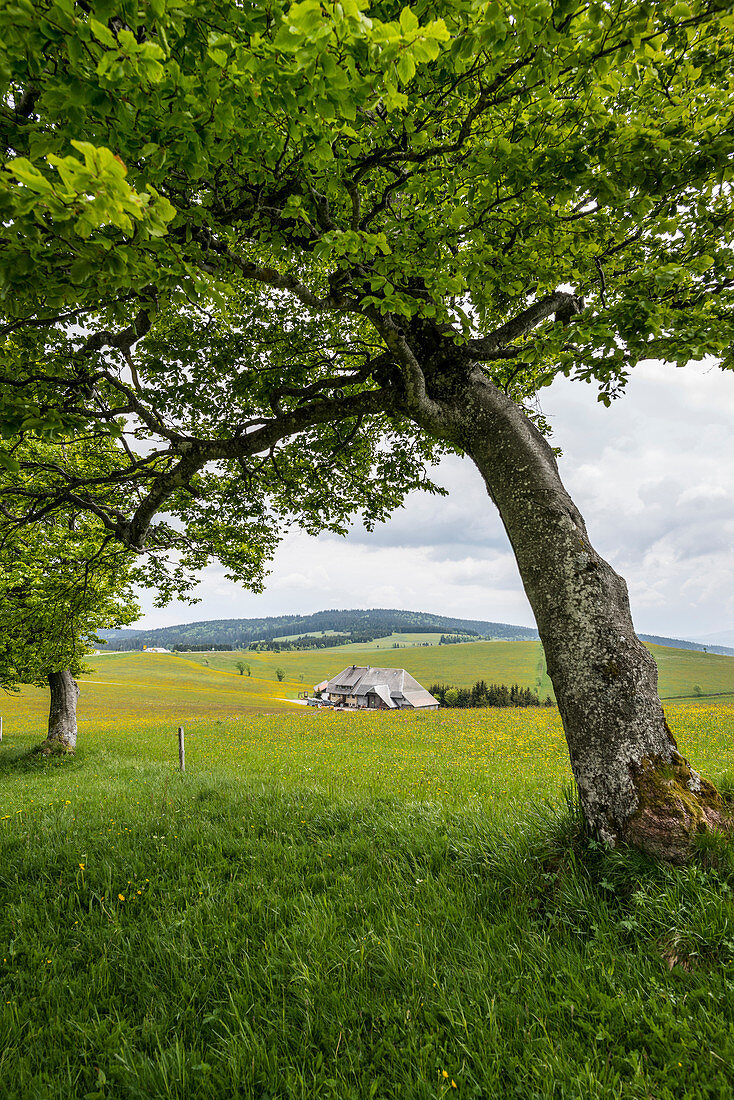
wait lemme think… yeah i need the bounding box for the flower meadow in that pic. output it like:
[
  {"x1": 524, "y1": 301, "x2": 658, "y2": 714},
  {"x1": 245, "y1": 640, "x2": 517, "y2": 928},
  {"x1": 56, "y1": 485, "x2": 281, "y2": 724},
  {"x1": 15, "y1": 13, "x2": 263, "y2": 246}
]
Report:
[
  {"x1": 1, "y1": 670, "x2": 734, "y2": 1097},
  {"x1": 2, "y1": 700, "x2": 732, "y2": 819}
]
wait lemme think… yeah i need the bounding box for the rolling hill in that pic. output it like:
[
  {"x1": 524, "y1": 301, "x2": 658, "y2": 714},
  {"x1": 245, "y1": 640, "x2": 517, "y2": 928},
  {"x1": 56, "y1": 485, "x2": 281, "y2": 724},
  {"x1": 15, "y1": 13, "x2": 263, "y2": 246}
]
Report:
[
  {"x1": 97, "y1": 608, "x2": 539, "y2": 650},
  {"x1": 156, "y1": 638, "x2": 734, "y2": 705},
  {"x1": 97, "y1": 608, "x2": 734, "y2": 656}
]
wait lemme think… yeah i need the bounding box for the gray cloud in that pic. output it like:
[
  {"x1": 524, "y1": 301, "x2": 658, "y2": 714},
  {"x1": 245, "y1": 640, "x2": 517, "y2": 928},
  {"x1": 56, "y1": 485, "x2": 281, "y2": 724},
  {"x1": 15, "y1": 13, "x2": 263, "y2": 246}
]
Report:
[{"x1": 343, "y1": 456, "x2": 508, "y2": 553}]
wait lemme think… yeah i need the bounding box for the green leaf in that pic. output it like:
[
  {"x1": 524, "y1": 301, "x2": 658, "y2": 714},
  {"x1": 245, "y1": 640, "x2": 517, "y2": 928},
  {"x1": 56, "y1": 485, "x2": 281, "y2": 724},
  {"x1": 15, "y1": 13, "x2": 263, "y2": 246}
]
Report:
[
  {"x1": 88, "y1": 16, "x2": 116, "y2": 48},
  {"x1": 8, "y1": 158, "x2": 53, "y2": 192},
  {"x1": 399, "y1": 7, "x2": 419, "y2": 34},
  {"x1": 425, "y1": 18, "x2": 450, "y2": 42},
  {"x1": 285, "y1": 0, "x2": 324, "y2": 36},
  {"x1": 396, "y1": 52, "x2": 416, "y2": 84},
  {"x1": 0, "y1": 450, "x2": 20, "y2": 472}
]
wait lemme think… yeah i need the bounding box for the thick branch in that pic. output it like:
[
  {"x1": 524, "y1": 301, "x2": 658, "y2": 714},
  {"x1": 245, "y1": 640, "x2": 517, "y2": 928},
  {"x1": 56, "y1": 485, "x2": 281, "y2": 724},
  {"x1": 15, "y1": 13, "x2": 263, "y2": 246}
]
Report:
[
  {"x1": 269, "y1": 358, "x2": 387, "y2": 413},
  {"x1": 122, "y1": 386, "x2": 391, "y2": 549},
  {"x1": 79, "y1": 307, "x2": 153, "y2": 360},
  {"x1": 364, "y1": 310, "x2": 445, "y2": 424},
  {"x1": 465, "y1": 292, "x2": 585, "y2": 359},
  {"x1": 189, "y1": 229, "x2": 351, "y2": 311}
]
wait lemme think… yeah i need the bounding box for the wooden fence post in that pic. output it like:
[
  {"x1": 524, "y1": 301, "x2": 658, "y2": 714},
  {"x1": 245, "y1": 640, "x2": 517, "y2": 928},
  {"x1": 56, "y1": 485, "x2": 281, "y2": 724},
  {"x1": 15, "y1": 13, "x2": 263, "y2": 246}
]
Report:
[
  {"x1": 178, "y1": 726, "x2": 185, "y2": 772},
  {"x1": 0, "y1": 715, "x2": 3, "y2": 743}
]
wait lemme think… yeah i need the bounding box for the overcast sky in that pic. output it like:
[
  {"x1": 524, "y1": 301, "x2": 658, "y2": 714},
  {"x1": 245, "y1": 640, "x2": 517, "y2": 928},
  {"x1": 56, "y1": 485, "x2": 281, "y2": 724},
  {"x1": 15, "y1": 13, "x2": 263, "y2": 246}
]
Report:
[{"x1": 134, "y1": 360, "x2": 734, "y2": 646}]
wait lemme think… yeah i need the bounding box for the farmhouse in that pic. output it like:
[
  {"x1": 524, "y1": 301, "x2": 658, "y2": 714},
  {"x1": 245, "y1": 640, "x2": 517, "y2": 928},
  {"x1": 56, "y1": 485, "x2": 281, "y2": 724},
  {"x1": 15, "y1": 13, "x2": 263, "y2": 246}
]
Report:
[{"x1": 319, "y1": 666, "x2": 439, "y2": 710}]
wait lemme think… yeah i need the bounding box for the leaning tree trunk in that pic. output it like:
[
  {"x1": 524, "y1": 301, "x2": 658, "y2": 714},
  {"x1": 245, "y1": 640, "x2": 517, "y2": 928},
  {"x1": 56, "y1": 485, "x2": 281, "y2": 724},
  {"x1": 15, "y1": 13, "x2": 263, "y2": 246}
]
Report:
[
  {"x1": 420, "y1": 366, "x2": 727, "y2": 861},
  {"x1": 41, "y1": 669, "x2": 79, "y2": 753}
]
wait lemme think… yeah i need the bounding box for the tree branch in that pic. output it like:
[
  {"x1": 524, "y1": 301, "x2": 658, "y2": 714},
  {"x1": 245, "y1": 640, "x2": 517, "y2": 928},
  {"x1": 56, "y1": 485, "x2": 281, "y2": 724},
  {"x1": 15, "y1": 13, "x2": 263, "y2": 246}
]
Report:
[
  {"x1": 122, "y1": 386, "x2": 391, "y2": 550},
  {"x1": 465, "y1": 292, "x2": 585, "y2": 359},
  {"x1": 78, "y1": 306, "x2": 153, "y2": 360},
  {"x1": 189, "y1": 229, "x2": 351, "y2": 311}
]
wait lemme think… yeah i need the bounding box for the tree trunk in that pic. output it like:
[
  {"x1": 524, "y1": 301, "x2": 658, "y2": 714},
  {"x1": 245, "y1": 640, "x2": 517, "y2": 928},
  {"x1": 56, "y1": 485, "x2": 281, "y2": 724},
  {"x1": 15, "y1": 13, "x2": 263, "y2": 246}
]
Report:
[
  {"x1": 42, "y1": 669, "x2": 79, "y2": 753},
  {"x1": 417, "y1": 366, "x2": 727, "y2": 861}
]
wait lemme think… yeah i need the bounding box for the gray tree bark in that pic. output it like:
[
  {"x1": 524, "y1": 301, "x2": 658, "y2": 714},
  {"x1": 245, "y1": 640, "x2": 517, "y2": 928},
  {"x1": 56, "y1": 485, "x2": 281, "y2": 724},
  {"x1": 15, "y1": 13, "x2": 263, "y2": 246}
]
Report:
[
  {"x1": 409, "y1": 358, "x2": 727, "y2": 861},
  {"x1": 42, "y1": 669, "x2": 79, "y2": 753}
]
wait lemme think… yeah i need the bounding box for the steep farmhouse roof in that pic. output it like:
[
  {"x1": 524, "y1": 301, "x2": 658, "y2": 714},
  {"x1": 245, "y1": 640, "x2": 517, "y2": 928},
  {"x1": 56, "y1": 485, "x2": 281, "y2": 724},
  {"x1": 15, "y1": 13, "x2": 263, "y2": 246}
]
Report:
[
  {"x1": 370, "y1": 683, "x2": 396, "y2": 709},
  {"x1": 401, "y1": 688, "x2": 439, "y2": 708},
  {"x1": 323, "y1": 666, "x2": 439, "y2": 709}
]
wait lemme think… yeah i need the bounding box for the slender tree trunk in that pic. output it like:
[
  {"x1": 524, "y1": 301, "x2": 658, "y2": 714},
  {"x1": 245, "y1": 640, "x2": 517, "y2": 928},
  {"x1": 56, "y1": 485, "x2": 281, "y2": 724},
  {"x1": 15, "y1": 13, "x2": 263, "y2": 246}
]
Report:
[
  {"x1": 42, "y1": 669, "x2": 79, "y2": 753},
  {"x1": 415, "y1": 365, "x2": 727, "y2": 861}
]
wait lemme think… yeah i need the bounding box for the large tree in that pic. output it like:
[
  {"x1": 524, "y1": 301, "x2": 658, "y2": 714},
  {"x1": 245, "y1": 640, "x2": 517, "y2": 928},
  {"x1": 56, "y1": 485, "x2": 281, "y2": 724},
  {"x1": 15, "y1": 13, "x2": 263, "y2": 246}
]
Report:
[{"x1": 1, "y1": 0, "x2": 733, "y2": 857}]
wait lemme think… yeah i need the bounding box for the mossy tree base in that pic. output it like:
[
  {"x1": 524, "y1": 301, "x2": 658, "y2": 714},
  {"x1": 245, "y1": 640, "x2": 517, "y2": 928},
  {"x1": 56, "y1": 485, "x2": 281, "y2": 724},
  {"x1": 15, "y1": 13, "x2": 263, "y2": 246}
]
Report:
[
  {"x1": 622, "y1": 753, "x2": 730, "y2": 864},
  {"x1": 37, "y1": 738, "x2": 75, "y2": 757}
]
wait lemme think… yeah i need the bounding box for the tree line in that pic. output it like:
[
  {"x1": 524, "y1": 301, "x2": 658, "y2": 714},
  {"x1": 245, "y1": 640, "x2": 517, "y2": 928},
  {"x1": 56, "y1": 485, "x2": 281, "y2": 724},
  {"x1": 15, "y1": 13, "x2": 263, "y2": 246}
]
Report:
[
  {"x1": 429, "y1": 681, "x2": 554, "y2": 709},
  {"x1": 172, "y1": 644, "x2": 235, "y2": 652},
  {"x1": 104, "y1": 612, "x2": 523, "y2": 652}
]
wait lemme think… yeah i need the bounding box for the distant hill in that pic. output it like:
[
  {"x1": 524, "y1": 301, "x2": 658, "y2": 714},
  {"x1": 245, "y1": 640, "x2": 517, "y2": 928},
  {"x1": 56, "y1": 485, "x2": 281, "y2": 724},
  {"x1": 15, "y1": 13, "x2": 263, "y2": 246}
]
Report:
[
  {"x1": 693, "y1": 629, "x2": 734, "y2": 650},
  {"x1": 637, "y1": 634, "x2": 734, "y2": 657},
  {"x1": 97, "y1": 609, "x2": 539, "y2": 651},
  {"x1": 95, "y1": 608, "x2": 734, "y2": 656}
]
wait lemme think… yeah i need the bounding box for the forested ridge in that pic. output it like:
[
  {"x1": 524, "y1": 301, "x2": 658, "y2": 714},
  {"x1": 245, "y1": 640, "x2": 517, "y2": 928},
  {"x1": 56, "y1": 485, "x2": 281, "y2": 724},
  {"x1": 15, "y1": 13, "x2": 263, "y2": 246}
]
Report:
[
  {"x1": 98, "y1": 608, "x2": 539, "y2": 650},
  {"x1": 97, "y1": 609, "x2": 734, "y2": 656}
]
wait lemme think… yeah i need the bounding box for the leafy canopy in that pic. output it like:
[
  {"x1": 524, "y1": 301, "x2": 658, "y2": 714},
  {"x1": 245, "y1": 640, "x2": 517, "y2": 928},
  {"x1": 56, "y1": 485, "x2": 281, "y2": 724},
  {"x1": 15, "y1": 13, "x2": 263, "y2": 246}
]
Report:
[
  {"x1": 1, "y1": 0, "x2": 732, "y2": 550},
  {"x1": 0, "y1": 443, "x2": 139, "y2": 689}
]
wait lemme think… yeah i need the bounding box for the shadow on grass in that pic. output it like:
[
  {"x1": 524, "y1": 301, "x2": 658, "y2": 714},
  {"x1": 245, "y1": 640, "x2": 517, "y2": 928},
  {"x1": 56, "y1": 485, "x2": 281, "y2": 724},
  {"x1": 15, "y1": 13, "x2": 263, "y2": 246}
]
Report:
[{"x1": 0, "y1": 741, "x2": 82, "y2": 777}]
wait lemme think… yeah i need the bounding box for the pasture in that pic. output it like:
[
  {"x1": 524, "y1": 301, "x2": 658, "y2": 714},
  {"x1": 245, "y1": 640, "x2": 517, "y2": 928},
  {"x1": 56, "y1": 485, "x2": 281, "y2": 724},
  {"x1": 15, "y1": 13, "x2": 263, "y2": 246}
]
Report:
[
  {"x1": 1, "y1": 653, "x2": 734, "y2": 1098},
  {"x1": 2, "y1": 640, "x2": 733, "y2": 739},
  {"x1": 184, "y1": 638, "x2": 734, "y2": 704}
]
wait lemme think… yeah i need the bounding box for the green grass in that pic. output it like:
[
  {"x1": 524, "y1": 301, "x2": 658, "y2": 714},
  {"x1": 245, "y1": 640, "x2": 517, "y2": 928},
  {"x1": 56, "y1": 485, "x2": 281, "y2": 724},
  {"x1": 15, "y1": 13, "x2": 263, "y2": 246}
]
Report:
[
  {"x1": 2, "y1": 640, "x2": 731, "y2": 749},
  {"x1": 1, "y1": 699, "x2": 734, "y2": 1098},
  {"x1": 188, "y1": 638, "x2": 555, "y2": 697},
  {"x1": 262, "y1": 632, "x2": 477, "y2": 649},
  {"x1": 272, "y1": 630, "x2": 348, "y2": 642},
  {"x1": 644, "y1": 643, "x2": 734, "y2": 699},
  {"x1": 0, "y1": 652, "x2": 299, "y2": 737}
]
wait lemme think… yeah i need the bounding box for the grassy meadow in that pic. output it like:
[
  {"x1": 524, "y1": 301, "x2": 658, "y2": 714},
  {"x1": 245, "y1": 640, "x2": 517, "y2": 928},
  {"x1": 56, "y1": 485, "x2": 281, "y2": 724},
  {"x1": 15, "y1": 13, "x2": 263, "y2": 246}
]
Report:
[
  {"x1": 205, "y1": 637, "x2": 557, "y2": 700},
  {"x1": 157, "y1": 636, "x2": 734, "y2": 706},
  {"x1": 2, "y1": 638, "x2": 732, "y2": 739},
  {"x1": 1, "y1": 645, "x2": 734, "y2": 1097}
]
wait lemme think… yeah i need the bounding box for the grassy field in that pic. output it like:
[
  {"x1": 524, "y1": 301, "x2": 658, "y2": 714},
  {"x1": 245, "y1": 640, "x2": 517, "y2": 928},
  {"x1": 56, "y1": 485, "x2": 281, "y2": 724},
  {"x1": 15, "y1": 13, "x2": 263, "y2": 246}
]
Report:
[
  {"x1": 260, "y1": 632, "x2": 488, "y2": 649},
  {"x1": 1, "y1": 641, "x2": 731, "y2": 741},
  {"x1": 1, "y1": 700, "x2": 734, "y2": 1098},
  {"x1": 0, "y1": 653, "x2": 298, "y2": 737},
  {"x1": 182, "y1": 639, "x2": 556, "y2": 698},
  {"x1": 1, "y1": 654, "x2": 734, "y2": 1098},
  {"x1": 1, "y1": 638, "x2": 730, "y2": 739},
  {"x1": 319, "y1": 632, "x2": 453, "y2": 649},
  {"x1": 177, "y1": 638, "x2": 734, "y2": 705},
  {"x1": 273, "y1": 630, "x2": 348, "y2": 642}
]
